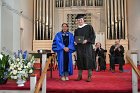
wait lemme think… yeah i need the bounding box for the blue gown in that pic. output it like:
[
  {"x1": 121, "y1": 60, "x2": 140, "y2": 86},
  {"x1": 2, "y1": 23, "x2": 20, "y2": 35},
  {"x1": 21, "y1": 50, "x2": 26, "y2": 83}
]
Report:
[{"x1": 52, "y1": 31, "x2": 75, "y2": 76}]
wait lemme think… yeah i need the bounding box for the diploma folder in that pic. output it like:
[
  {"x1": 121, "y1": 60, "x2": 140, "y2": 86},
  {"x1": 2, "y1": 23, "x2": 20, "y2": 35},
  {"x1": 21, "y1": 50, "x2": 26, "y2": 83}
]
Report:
[{"x1": 75, "y1": 36, "x2": 84, "y2": 43}]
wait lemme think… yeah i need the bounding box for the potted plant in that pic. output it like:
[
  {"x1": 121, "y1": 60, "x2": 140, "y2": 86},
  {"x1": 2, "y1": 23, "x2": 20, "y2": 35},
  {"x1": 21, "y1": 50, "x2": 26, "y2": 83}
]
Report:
[
  {"x1": 0, "y1": 53, "x2": 10, "y2": 84},
  {"x1": 8, "y1": 50, "x2": 35, "y2": 87}
]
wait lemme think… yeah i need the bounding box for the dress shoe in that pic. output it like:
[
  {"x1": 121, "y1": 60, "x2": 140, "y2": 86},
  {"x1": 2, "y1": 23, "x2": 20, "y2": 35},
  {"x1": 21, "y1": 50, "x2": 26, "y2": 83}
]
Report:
[
  {"x1": 75, "y1": 76, "x2": 82, "y2": 81},
  {"x1": 65, "y1": 77, "x2": 69, "y2": 81},
  {"x1": 111, "y1": 69, "x2": 115, "y2": 73},
  {"x1": 86, "y1": 76, "x2": 91, "y2": 82},
  {"x1": 119, "y1": 70, "x2": 123, "y2": 73},
  {"x1": 61, "y1": 76, "x2": 66, "y2": 81}
]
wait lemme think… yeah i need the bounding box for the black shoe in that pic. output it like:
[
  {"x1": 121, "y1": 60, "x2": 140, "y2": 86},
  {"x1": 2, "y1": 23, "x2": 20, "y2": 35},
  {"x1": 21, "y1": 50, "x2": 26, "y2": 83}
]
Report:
[
  {"x1": 96, "y1": 69, "x2": 99, "y2": 72},
  {"x1": 111, "y1": 69, "x2": 115, "y2": 73},
  {"x1": 75, "y1": 76, "x2": 82, "y2": 81},
  {"x1": 86, "y1": 76, "x2": 91, "y2": 82},
  {"x1": 119, "y1": 70, "x2": 123, "y2": 73}
]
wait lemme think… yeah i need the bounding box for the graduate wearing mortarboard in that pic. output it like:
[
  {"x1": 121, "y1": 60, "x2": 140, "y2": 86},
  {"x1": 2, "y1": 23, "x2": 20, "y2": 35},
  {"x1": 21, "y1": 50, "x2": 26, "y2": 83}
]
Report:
[
  {"x1": 74, "y1": 14, "x2": 96, "y2": 82},
  {"x1": 52, "y1": 23, "x2": 75, "y2": 81}
]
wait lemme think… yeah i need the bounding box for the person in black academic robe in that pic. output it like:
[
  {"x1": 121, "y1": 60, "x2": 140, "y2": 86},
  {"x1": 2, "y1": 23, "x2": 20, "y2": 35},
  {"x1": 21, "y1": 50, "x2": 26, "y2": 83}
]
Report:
[
  {"x1": 52, "y1": 23, "x2": 75, "y2": 81},
  {"x1": 109, "y1": 39, "x2": 125, "y2": 73},
  {"x1": 74, "y1": 14, "x2": 96, "y2": 82},
  {"x1": 94, "y1": 42, "x2": 106, "y2": 71}
]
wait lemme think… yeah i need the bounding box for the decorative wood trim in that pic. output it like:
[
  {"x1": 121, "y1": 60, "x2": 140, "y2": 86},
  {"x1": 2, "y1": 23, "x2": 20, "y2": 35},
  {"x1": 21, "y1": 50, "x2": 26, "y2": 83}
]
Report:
[
  {"x1": 33, "y1": 40, "x2": 53, "y2": 51},
  {"x1": 34, "y1": 56, "x2": 52, "y2": 93}
]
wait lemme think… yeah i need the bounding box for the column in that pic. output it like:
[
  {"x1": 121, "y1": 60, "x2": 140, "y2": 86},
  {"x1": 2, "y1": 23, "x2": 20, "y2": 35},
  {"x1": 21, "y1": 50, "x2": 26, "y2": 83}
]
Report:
[
  {"x1": 131, "y1": 52, "x2": 138, "y2": 93},
  {"x1": 30, "y1": 74, "x2": 37, "y2": 93},
  {"x1": 42, "y1": 53, "x2": 47, "y2": 93}
]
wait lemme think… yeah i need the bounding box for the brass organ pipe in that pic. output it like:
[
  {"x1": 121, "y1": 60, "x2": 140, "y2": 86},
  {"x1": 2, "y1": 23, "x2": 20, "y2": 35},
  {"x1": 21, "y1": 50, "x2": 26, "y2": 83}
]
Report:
[
  {"x1": 105, "y1": 0, "x2": 108, "y2": 38},
  {"x1": 113, "y1": 0, "x2": 116, "y2": 39},
  {"x1": 44, "y1": 0, "x2": 47, "y2": 40},
  {"x1": 97, "y1": 0, "x2": 99, "y2": 6},
  {"x1": 118, "y1": 0, "x2": 121, "y2": 39},
  {"x1": 33, "y1": 0, "x2": 34, "y2": 40},
  {"x1": 46, "y1": 0, "x2": 48, "y2": 39},
  {"x1": 124, "y1": 0, "x2": 127, "y2": 39},
  {"x1": 41, "y1": 0, "x2": 43, "y2": 40},
  {"x1": 36, "y1": 0, "x2": 39, "y2": 40},
  {"x1": 109, "y1": 0, "x2": 112, "y2": 39},
  {"x1": 34, "y1": 0, "x2": 38, "y2": 40},
  {"x1": 72, "y1": 0, "x2": 73, "y2": 6},
  {"x1": 37, "y1": 0, "x2": 40, "y2": 40},
  {"x1": 48, "y1": 0, "x2": 50, "y2": 39},
  {"x1": 59, "y1": 0, "x2": 60, "y2": 7},
  {"x1": 111, "y1": 0, "x2": 114, "y2": 39},
  {"x1": 50, "y1": 0, "x2": 52, "y2": 40},
  {"x1": 61, "y1": 0, "x2": 63, "y2": 7},
  {"x1": 42, "y1": 0, "x2": 45, "y2": 40},
  {"x1": 39, "y1": 0, "x2": 42, "y2": 40},
  {"x1": 114, "y1": 0, "x2": 118, "y2": 39},
  {"x1": 121, "y1": 0, "x2": 125, "y2": 39},
  {"x1": 51, "y1": 0, "x2": 54, "y2": 40},
  {"x1": 106, "y1": 0, "x2": 110, "y2": 39}
]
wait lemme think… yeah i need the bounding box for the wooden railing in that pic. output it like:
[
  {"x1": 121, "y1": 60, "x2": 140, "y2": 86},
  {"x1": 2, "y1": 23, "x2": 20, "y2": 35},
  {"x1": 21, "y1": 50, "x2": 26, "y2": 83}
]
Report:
[
  {"x1": 34, "y1": 56, "x2": 52, "y2": 93},
  {"x1": 126, "y1": 51, "x2": 140, "y2": 78}
]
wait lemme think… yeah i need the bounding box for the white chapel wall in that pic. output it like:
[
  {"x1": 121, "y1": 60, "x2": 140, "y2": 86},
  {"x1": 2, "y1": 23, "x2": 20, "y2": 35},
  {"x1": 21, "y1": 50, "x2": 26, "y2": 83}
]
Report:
[
  {"x1": 127, "y1": 0, "x2": 140, "y2": 61},
  {"x1": 1, "y1": 0, "x2": 20, "y2": 52},
  {"x1": 20, "y1": 0, "x2": 33, "y2": 51}
]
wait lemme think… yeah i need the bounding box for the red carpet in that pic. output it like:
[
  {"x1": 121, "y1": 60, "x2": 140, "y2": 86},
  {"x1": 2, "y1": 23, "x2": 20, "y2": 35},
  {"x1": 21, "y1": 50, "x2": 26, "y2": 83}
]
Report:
[{"x1": 0, "y1": 64, "x2": 140, "y2": 93}]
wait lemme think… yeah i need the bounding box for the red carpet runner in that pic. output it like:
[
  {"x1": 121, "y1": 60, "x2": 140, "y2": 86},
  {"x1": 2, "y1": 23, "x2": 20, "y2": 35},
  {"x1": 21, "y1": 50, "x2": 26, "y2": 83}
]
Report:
[{"x1": 0, "y1": 64, "x2": 140, "y2": 93}]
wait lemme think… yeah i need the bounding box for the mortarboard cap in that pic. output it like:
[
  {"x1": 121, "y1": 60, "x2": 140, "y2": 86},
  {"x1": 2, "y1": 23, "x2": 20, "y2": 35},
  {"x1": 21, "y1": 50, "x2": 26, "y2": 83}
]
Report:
[{"x1": 75, "y1": 14, "x2": 86, "y2": 19}]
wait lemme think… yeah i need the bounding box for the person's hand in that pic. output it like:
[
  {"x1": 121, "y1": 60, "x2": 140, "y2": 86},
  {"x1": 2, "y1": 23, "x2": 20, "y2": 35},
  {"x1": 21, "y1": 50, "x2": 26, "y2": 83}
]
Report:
[
  {"x1": 83, "y1": 40, "x2": 87, "y2": 44},
  {"x1": 64, "y1": 47, "x2": 69, "y2": 52},
  {"x1": 114, "y1": 46, "x2": 118, "y2": 51},
  {"x1": 118, "y1": 48, "x2": 121, "y2": 51},
  {"x1": 74, "y1": 42, "x2": 77, "y2": 45},
  {"x1": 65, "y1": 47, "x2": 69, "y2": 52},
  {"x1": 97, "y1": 48, "x2": 101, "y2": 51},
  {"x1": 96, "y1": 56, "x2": 99, "y2": 62}
]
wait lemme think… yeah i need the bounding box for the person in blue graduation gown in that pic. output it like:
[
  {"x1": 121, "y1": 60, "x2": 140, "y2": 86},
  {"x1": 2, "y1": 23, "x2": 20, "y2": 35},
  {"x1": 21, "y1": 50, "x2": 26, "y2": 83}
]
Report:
[{"x1": 52, "y1": 23, "x2": 75, "y2": 81}]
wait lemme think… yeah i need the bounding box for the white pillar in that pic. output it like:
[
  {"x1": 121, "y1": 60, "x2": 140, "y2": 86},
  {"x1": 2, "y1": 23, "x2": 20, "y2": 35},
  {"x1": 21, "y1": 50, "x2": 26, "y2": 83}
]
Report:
[
  {"x1": 42, "y1": 54, "x2": 47, "y2": 93},
  {"x1": 131, "y1": 52, "x2": 138, "y2": 93},
  {"x1": 30, "y1": 74, "x2": 37, "y2": 93}
]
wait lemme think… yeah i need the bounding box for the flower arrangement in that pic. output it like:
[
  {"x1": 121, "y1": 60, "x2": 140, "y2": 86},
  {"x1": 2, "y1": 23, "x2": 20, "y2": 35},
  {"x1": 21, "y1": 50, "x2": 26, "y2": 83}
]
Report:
[
  {"x1": 0, "y1": 53, "x2": 10, "y2": 84},
  {"x1": 8, "y1": 50, "x2": 35, "y2": 81}
]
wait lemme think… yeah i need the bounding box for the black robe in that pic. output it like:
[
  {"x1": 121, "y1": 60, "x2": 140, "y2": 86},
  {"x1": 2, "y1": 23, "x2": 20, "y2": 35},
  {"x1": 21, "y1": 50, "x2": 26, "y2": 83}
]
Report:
[
  {"x1": 95, "y1": 48, "x2": 106, "y2": 70},
  {"x1": 110, "y1": 45, "x2": 125, "y2": 65},
  {"x1": 74, "y1": 25, "x2": 96, "y2": 70},
  {"x1": 110, "y1": 45, "x2": 124, "y2": 57}
]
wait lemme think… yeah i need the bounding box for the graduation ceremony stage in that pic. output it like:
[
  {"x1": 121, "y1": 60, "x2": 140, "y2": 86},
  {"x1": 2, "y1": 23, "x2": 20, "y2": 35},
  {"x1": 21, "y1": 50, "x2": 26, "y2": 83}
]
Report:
[{"x1": 0, "y1": 64, "x2": 140, "y2": 93}]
